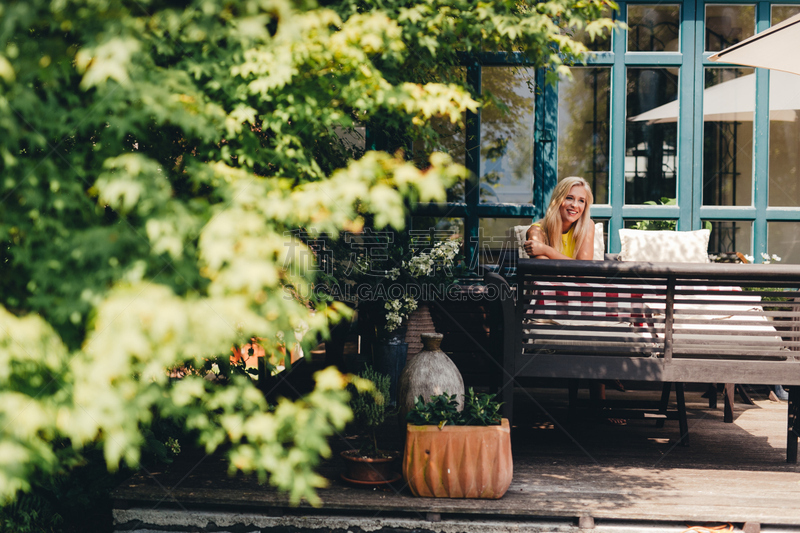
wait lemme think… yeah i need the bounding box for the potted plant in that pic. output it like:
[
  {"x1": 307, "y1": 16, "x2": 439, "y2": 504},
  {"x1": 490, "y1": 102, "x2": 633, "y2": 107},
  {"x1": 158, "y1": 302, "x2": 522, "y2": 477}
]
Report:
[
  {"x1": 340, "y1": 365, "x2": 401, "y2": 484},
  {"x1": 322, "y1": 229, "x2": 463, "y2": 405},
  {"x1": 403, "y1": 388, "x2": 513, "y2": 498}
]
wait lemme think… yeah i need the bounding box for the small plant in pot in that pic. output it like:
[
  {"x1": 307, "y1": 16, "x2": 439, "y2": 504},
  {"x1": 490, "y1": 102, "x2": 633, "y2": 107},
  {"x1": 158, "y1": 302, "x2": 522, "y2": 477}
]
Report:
[
  {"x1": 341, "y1": 365, "x2": 401, "y2": 484},
  {"x1": 403, "y1": 388, "x2": 513, "y2": 498}
]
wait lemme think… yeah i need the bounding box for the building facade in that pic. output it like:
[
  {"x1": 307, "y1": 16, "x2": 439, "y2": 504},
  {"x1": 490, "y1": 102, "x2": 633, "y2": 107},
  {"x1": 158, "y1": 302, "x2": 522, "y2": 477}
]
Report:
[{"x1": 412, "y1": 1, "x2": 800, "y2": 265}]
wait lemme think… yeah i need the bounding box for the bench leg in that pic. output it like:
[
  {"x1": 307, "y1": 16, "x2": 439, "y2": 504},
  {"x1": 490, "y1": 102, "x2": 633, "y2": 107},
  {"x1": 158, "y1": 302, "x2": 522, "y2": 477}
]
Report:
[
  {"x1": 676, "y1": 383, "x2": 689, "y2": 446},
  {"x1": 702, "y1": 383, "x2": 718, "y2": 409},
  {"x1": 656, "y1": 383, "x2": 671, "y2": 428},
  {"x1": 568, "y1": 379, "x2": 579, "y2": 419},
  {"x1": 735, "y1": 384, "x2": 755, "y2": 405},
  {"x1": 723, "y1": 383, "x2": 735, "y2": 423},
  {"x1": 788, "y1": 386, "x2": 799, "y2": 463}
]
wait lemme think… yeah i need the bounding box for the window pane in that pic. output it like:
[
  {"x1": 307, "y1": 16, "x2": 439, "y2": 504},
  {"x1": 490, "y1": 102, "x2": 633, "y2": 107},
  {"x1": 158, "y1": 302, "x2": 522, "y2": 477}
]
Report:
[
  {"x1": 702, "y1": 220, "x2": 752, "y2": 256},
  {"x1": 772, "y1": 5, "x2": 800, "y2": 24},
  {"x1": 702, "y1": 68, "x2": 754, "y2": 207},
  {"x1": 412, "y1": 115, "x2": 466, "y2": 202},
  {"x1": 410, "y1": 217, "x2": 464, "y2": 239},
  {"x1": 768, "y1": 71, "x2": 800, "y2": 207},
  {"x1": 480, "y1": 67, "x2": 536, "y2": 204},
  {"x1": 705, "y1": 5, "x2": 755, "y2": 52},
  {"x1": 624, "y1": 219, "x2": 677, "y2": 230},
  {"x1": 768, "y1": 222, "x2": 800, "y2": 264},
  {"x1": 625, "y1": 68, "x2": 679, "y2": 204},
  {"x1": 627, "y1": 4, "x2": 680, "y2": 52},
  {"x1": 411, "y1": 68, "x2": 466, "y2": 203},
  {"x1": 478, "y1": 218, "x2": 532, "y2": 265},
  {"x1": 567, "y1": 8, "x2": 613, "y2": 52},
  {"x1": 558, "y1": 67, "x2": 611, "y2": 204}
]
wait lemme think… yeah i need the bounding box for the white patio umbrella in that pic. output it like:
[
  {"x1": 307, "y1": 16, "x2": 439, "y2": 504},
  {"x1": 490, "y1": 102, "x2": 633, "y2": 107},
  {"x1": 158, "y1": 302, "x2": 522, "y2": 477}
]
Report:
[
  {"x1": 708, "y1": 13, "x2": 800, "y2": 75},
  {"x1": 629, "y1": 70, "x2": 800, "y2": 124}
]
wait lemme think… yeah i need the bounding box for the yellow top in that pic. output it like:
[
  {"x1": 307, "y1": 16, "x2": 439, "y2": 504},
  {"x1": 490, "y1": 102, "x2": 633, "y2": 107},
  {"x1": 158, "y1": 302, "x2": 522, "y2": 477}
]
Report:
[{"x1": 532, "y1": 223, "x2": 577, "y2": 258}]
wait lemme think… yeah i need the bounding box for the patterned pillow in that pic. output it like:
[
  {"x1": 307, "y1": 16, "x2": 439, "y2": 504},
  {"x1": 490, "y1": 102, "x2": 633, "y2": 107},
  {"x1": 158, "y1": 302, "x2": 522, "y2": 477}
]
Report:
[
  {"x1": 514, "y1": 222, "x2": 604, "y2": 260},
  {"x1": 618, "y1": 229, "x2": 710, "y2": 263}
]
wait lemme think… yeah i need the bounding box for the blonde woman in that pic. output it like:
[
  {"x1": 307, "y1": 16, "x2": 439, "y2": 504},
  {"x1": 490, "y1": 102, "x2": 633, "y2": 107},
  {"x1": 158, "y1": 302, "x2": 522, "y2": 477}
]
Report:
[
  {"x1": 524, "y1": 177, "x2": 594, "y2": 260},
  {"x1": 523, "y1": 177, "x2": 623, "y2": 418}
]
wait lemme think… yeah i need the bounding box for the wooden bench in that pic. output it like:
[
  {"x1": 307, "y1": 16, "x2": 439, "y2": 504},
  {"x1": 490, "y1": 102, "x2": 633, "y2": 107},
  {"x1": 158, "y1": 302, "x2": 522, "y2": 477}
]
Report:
[{"x1": 486, "y1": 259, "x2": 800, "y2": 462}]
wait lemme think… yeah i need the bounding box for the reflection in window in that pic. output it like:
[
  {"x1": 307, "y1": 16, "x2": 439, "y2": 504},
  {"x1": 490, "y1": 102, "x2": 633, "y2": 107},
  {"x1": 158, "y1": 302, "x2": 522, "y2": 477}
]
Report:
[
  {"x1": 558, "y1": 68, "x2": 611, "y2": 204},
  {"x1": 627, "y1": 4, "x2": 680, "y2": 52},
  {"x1": 702, "y1": 68, "x2": 754, "y2": 207},
  {"x1": 705, "y1": 5, "x2": 755, "y2": 52},
  {"x1": 478, "y1": 218, "x2": 532, "y2": 265},
  {"x1": 624, "y1": 218, "x2": 677, "y2": 230},
  {"x1": 567, "y1": 8, "x2": 613, "y2": 52},
  {"x1": 772, "y1": 5, "x2": 800, "y2": 24},
  {"x1": 411, "y1": 68, "x2": 467, "y2": 203},
  {"x1": 480, "y1": 67, "x2": 536, "y2": 204},
  {"x1": 410, "y1": 217, "x2": 464, "y2": 242},
  {"x1": 769, "y1": 71, "x2": 800, "y2": 207},
  {"x1": 703, "y1": 220, "x2": 752, "y2": 256},
  {"x1": 412, "y1": 115, "x2": 466, "y2": 202},
  {"x1": 768, "y1": 222, "x2": 800, "y2": 264},
  {"x1": 625, "y1": 68, "x2": 679, "y2": 205}
]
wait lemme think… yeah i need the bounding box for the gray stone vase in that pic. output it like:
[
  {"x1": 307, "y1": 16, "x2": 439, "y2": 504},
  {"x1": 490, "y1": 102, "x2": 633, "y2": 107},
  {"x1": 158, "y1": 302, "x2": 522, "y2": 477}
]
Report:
[{"x1": 397, "y1": 332, "x2": 465, "y2": 423}]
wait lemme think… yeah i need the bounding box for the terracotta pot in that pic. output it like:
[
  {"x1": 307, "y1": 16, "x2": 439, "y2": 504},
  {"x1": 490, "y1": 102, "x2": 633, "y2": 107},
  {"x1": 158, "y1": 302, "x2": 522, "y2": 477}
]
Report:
[
  {"x1": 403, "y1": 419, "x2": 513, "y2": 498},
  {"x1": 340, "y1": 450, "x2": 400, "y2": 484}
]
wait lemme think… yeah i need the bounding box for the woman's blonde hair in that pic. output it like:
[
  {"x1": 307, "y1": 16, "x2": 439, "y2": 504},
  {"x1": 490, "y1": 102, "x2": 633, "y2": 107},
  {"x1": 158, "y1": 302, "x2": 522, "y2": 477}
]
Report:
[{"x1": 537, "y1": 177, "x2": 594, "y2": 256}]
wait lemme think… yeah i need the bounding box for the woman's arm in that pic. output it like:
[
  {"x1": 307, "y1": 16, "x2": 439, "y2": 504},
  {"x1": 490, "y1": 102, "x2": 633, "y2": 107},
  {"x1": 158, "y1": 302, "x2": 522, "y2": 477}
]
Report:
[{"x1": 523, "y1": 225, "x2": 575, "y2": 260}]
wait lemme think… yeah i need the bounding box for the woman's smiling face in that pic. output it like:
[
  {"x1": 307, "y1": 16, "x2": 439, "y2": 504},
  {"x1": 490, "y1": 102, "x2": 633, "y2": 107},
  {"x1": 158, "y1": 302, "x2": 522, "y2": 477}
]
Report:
[{"x1": 559, "y1": 184, "x2": 587, "y2": 228}]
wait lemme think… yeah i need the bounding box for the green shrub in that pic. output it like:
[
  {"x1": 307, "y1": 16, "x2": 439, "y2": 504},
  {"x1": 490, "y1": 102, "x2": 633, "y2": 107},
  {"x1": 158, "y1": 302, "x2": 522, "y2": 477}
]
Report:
[
  {"x1": 348, "y1": 366, "x2": 393, "y2": 455},
  {"x1": 406, "y1": 388, "x2": 502, "y2": 427}
]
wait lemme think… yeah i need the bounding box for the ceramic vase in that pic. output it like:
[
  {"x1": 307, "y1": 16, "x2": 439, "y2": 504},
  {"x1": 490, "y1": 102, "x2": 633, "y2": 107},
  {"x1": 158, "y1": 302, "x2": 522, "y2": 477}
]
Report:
[{"x1": 398, "y1": 332, "x2": 465, "y2": 422}]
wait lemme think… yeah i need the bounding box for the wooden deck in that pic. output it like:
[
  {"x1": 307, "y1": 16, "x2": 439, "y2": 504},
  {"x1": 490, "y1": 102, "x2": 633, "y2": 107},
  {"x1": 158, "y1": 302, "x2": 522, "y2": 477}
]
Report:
[{"x1": 113, "y1": 385, "x2": 800, "y2": 531}]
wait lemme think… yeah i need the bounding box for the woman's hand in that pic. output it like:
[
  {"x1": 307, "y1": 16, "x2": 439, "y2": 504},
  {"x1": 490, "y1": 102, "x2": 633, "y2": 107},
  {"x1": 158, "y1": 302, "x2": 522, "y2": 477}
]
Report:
[{"x1": 524, "y1": 239, "x2": 546, "y2": 258}]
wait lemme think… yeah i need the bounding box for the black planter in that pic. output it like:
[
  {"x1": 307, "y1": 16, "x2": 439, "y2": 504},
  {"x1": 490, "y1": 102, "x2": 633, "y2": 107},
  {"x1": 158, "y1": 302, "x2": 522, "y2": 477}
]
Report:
[{"x1": 375, "y1": 334, "x2": 408, "y2": 407}]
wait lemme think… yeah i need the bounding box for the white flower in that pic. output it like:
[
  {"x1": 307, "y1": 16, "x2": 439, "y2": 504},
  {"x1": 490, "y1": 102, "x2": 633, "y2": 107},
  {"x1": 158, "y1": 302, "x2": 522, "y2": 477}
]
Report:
[
  {"x1": 772, "y1": 254, "x2": 782, "y2": 262},
  {"x1": 294, "y1": 320, "x2": 309, "y2": 341},
  {"x1": 744, "y1": 254, "x2": 754, "y2": 263}
]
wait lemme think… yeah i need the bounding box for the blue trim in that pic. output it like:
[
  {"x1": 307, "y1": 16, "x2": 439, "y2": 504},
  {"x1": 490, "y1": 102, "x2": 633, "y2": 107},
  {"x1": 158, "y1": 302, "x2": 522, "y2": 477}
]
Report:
[
  {"x1": 698, "y1": 206, "x2": 758, "y2": 219},
  {"x1": 753, "y1": 2, "x2": 772, "y2": 260},
  {"x1": 608, "y1": 3, "x2": 627, "y2": 252},
  {"x1": 465, "y1": 61, "x2": 481, "y2": 268},
  {"x1": 537, "y1": 68, "x2": 558, "y2": 221},
  {"x1": 679, "y1": 0, "x2": 697, "y2": 231},
  {"x1": 766, "y1": 208, "x2": 800, "y2": 220}
]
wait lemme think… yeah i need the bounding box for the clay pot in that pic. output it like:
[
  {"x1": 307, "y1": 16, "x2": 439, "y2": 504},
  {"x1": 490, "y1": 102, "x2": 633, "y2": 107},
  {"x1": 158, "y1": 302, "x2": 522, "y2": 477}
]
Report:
[
  {"x1": 398, "y1": 333, "x2": 465, "y2": 422},
  {"x1": 402, "y1": 419, "x2": 513, "y2": 498},
  {"x1": 340, "y1": 450, "x2": 400, "y2": 484}
]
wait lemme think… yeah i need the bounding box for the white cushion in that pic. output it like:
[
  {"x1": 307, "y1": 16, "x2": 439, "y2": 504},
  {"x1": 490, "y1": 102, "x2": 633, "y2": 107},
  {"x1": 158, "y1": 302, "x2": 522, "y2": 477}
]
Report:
[
  {"x1": 513, "y1": 225, "x2": 530, "y2": 258},
  {"x1": 514, "y1": 222, "x2": 604, "y2": 260},
  {"x1": 593, "y1": 223, "x2": 604, "y2": 261},
  {"x1": 618, "y1": 228, "x2": 710, "y2": 263}
]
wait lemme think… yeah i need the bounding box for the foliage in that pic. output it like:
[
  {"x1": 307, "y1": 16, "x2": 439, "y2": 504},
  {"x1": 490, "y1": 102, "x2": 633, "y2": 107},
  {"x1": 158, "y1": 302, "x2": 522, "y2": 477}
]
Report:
[
  {"x1": 631, "y1": 198, "x2": 713, "y2": 233},
  {"x1": 0, "y1": 443, "x2": 132, "y2": 533},
  {"x1": 406, "y1": 388, "x2": 502, "y2": 427},
  {"x1": 320, "y1": 229, "x2": 464, "y2": 337},
  {"x1": 0, "y1": 0, "x2": 616, "y2": 512},
  {"x1": 347, "y1": 365, "x2": 393, "y2": 455},
  {"x1": 629, "y1": 198, "x2": 678, "y2": 231}
]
